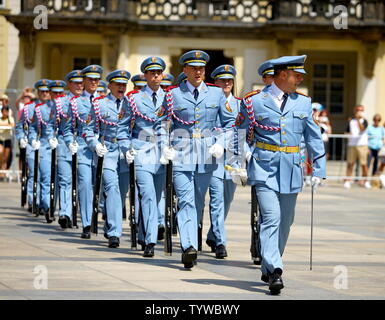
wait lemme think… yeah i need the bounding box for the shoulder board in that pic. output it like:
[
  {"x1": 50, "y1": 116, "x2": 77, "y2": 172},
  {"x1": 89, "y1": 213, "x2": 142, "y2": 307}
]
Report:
[
  {"x1": 164, "y1": 85, "x2": 178, "y2": 93},
  {"x1": 24, "y1": 101, "x2": 34, "y2": 106},
  {"x1": 205, "y1": 82, "x2": 220, "y2": 88},
  {"x1": 93, "y1": 96, "x2": 104, "y2": 101},
  {"x1": 234, "y1": 96, "x2": 242, "y2": 101},
  {"x1": 244, "y1": 90, "x2": 261, "y2": 100},
  {"x1": 296, "y1": 91, "x2": 310, "y2": 98},
  {"x1": 57, "y1": 94, "x2": 65, "y2": 99},
  {"x1": 126, "y1": 90, "x2": 139, "y2": 96},
  {"x1": 35, "y1": 102, "x2": 45, "y2": 108}
]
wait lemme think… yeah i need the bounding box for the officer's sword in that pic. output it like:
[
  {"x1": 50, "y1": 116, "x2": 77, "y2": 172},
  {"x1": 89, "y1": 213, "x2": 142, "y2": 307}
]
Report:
[
  {"x1": 32, "y1": 126, "x2": 41, "y2": 217},
  {"x1": 310, "y1": 180, "x2": 314, "y2": 271},
  {"x1": 71, "y1": 118, "x2": 78, "y2": 228}
]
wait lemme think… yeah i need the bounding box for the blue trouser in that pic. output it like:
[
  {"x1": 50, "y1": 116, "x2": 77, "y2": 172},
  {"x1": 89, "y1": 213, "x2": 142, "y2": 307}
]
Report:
[
  {"x1": 158, "y1": 190, "x2": 165, "y2": 226},
  {"x1": 38, "y1": 159, "x2": 51, "y2": 212},
  {"x1": 207, "y1": 177, "x2": 237, "y2": 246},
  {"x1": 173, "y1": 171, "x2": 212, "y2": 251},
  {"x1": 136, "y1": 170, "x2": 165, "y2": 245},
  {"x1": 118, "y1": 171, "x2": 129, "y2": 215},
  {"x1": 78, "y1": 163, "x2": 93, "y2": 227},
  {"x1": 103, "y1": 168, "x2": 122, "y2": 238},
  {"x1": 255, "y1": 184, "x2": 298, "y2": 274},
  {"x1": 27, "y1": 155, "x2": 36, "y2": 207},
  {"x1": 57, "y1": 159, "x2": 72, "y2": 219}
]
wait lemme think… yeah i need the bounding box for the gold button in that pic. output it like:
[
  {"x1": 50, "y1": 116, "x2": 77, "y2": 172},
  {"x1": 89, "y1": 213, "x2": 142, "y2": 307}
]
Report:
[
  {"x1": 196, "y1": 108, "x2": 199, "y2": 111},
  {"x1": 282, "y1": 124, "x2": 286, "y2": 127},
  {"x1": 281, "y1": 117, "x2": 285, "y2": 120},
  {"x1": 282, "y1": 140, "x2": 287, "y2": 144},
  {"x1": 196, "y1": 121, "x2": 199, "y2": 124},
  {"x1": 196, "y1": 114, "x2": 200, "y2": 118},
  {"x1": 195, "y1": 128, "x2": 200, "y2": 131},
  {"x1": 282, "y1": 131, "x2": 286, "y2": 135}
]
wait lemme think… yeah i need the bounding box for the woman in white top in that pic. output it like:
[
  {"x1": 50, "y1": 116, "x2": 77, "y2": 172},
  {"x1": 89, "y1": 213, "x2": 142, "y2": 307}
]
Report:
[{"x1": 0, "y1": 106, "x2": 15, "y2": 178}]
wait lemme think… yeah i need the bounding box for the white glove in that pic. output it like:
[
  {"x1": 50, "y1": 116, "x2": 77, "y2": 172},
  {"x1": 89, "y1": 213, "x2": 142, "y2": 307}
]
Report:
[
  {"x1": 125, "y1": 149, "x2": 137, "y2": 165},
  {"x1": 311, "y1": 176, "x2": 321, "y2": 192},
  {"x1": 209, "y1": 143, "x2": 224, "y2": 159},
  {"x1": 160, "y1": 146, "x2": 176, "y2": 165},
  {"x1": 245, "y1": 151, "x2": 252, "y2": 163},
  {"x1": 19, "y1": 137, "x2": 28, "y2": 149},
  {"x1": 31, "y1": 140, "x2": 40, "y2": 151},
  {"x1": 68, "y1": 141, "x2": 79, "y2": 155},
  {"x1": 95, "y1": 143, "x2": 108, "y2": 157},
  {"x1": 49, "y1": 138, "x2": 58, "y2": 150},
  {"x1": 230, "y1": 168, "x2": 248, "y2": 186}
]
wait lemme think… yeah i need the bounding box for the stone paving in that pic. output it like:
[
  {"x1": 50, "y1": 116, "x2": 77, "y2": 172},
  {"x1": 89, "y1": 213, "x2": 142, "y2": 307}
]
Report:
[{"x1": 0, "y1": 181, "x2": 384, "y2": 300}]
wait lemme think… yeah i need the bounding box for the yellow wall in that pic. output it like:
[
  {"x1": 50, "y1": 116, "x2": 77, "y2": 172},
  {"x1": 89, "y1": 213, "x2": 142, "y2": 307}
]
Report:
[{"x1": 0, "y1": 14, "x2": 9, "y2": 91}]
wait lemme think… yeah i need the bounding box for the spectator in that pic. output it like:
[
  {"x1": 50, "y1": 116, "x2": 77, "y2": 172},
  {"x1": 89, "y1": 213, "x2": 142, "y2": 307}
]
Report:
[
  {"x1": 0, "y1": 106, "x2": 15, "y2": 178},
  {"x1": 367, "y1": 114, "x2": 385, "y2": 176},
  {"x1": 344, "y1": 105, "x2": 371, "y2": 189},
  {"x1": 16, "y1": 88, "x2": 35, "y2": 121}
]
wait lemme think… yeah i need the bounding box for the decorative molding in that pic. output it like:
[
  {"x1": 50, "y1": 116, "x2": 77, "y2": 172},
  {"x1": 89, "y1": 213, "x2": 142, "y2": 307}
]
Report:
[
  {"x1": 20, "y1": 30, "x2": 36, "y2": 69},
  {"x1": 362, "y1": 40, "x2": 379, "y2": 78}
]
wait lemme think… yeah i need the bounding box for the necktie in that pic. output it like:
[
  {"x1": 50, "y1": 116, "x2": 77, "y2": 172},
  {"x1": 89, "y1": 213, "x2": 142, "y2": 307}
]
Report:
[
  {"x1": 280, "y1": 93, "x2": 289, "y2": 112},
  {"x1": 193, "y1": 88, "x2": 199, "y2": 101},
  {"x1": 152, "y1": 92, "x2": 157, "y2": 107},
  {"x1": 90, "y1": 95, "x2": 94, "y2": 105},
  {"x1": 116, "y1": 99, "x2": 121, "y2": 110}
]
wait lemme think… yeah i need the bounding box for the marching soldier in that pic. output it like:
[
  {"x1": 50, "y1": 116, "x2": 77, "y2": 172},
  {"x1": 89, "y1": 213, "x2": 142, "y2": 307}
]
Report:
[
  {"x1": 85, "y1": 69, "x2": 131, "y2": 248},
  {"x1": 131, "y1": 74, "x2": 147, "y2": 91},
  {"x1": 28, "y1": 79, "x2": 56, "y2": 217},
  {"x1": 97, "y1": 80, "x2": 108, "y2": 98},
  {"x1": 64, "y1": 65, "x2": 103, "y2": 235},
  {"x1": 55, "y1": 71, "x2": 84, "y2": 229},
  {"x1": 160, "y1": 73, "x2": 175, "y2": 90},
  {"x1": 117, "y1": 57, "x2": 167, "y2": 257},
  {"x1": 259, "y1": 60, "x2": 275, "y2": 86},
  {"x1": 15, "y1": 91, "x2": 36, "y2": 212},
  {"x1": 155, "y1": 50, "x2": 236, "y2": 268},
  {"x1": 176, "y1": 72, "x2": 187, "y2": 85},
  {"x1": 232, "y1": 55, "x2": 326, "y2": 294},
  {"x1": 206, "y1": 64, "x2": 240, "y2": 258}
]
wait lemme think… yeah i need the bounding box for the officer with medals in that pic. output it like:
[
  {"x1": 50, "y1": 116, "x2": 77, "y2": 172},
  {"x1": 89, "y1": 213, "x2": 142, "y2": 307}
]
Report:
[
  {"x1": 28, "y1": 79, "x2": 56, "y2": 217},
  {"x1": 84, "y1": 69, "x2": 130, "y2": 248},
  {"x1": 233, "y1": 55, "x2": 326, "y2": 294},
  {"x1": 155, "y1": 50, "x2": 236, "y2": 268},
  {"x1": 117, "y1": 57, "x2": 167, "y2": 257},
  {"x1": 131, "y1": 74, "x2": 147, "y2": 91},
  {"x1": 53, "y1": 71, "x2": 84, "y2": 229},
  {"x1": 206, "y1": 64, "x2": 240, "y2": 258},
  {"x1": 64, "y1": 65, "x2": 103, "y2": 235}
]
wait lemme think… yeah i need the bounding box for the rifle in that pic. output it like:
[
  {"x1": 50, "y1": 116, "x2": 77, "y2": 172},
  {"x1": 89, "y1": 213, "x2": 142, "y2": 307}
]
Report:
[
  {"x1": 250, "y1": 185, "x2": 262, "y2": 265},
  {"x1": 47, "y1": 141, "x2": 56, "y2": 223},
  {"x1": 172, "y1": 189, "x2": 178, "y2": 236},
  {"x1": 32, "y1": 127, "x2": 40, "y2": 217},
  {"x1": 91, "y1": 126, "x2": 106, "y2": 234},
  {"x1": 20, "y1": 147, "x2": 27, "y2": 207},
  {"x1": 129, "y1": 156, "x2": 137, "y2": 249},
  {"x1": 71, "y1": 119, "x2": 78, "y2": 228},
  {"x1": 164, "y1": 119, "x2": 173, "y2": 255},
  {"x1": 198, "y1": 213, "x2": 203, "y2": 253}
]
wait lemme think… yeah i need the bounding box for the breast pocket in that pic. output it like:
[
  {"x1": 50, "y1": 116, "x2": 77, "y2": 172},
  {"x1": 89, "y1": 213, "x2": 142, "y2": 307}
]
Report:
[
  {"x1": 255, "y1": 113, "x2": 270, "y2": 124},
  {"x1": 293, "y1": 111, "x2": 307, "y2": 133},
  {"x1": 174, "y1": 106, "x2": 190, "y2": 122},
  {"x1": 205, "y1": 104, "x2": 219, "y2": 122}
]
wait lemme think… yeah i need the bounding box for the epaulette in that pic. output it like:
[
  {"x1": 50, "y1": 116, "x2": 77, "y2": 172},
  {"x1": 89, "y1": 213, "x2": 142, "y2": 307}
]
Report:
[
  {"x1": 296, "y1": 91, "x2": 310, "y2": 98},
  {"x1": 57, "y1": 94, "x2": 66, "y2": 99},
  {"x1": 205, "y1": 82, "x2": 220, "y2": 88},
  {"x1": 24, "y1": 101, "x2": 34, "y2": 106},
  {"x1": 244, "y1": 90, "x2": 261, "y2": 100},
  {"x1": 234, "y1": 96, "x2": 242, "y2": 101},
  {"x1": 35, "y1": 102, "x2": 45, "y2": 108},
  {"x1": 164, "y1": 85, "x2": 178, "y2": 92},
  {"x1": 93, "y1": 96, "x2": 104, "y2": 101},
  {"x1": 126, "y1": 90, "x2": 139, "y2": 96}
]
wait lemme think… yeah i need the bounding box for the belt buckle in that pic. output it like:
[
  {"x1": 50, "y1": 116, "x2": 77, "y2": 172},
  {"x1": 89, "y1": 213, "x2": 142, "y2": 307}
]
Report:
[{"x1": 192, "y1": 133, "x2": 201, "y2": 139}]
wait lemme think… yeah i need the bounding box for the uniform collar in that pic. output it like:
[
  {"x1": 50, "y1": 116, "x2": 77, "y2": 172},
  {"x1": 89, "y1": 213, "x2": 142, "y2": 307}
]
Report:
[
  {"x1": 226, "y1": 93, "x2": 233, "y2": 103},
  {"x1": 83, "y1": 90, "x2": 99, "y2": 99},
  {"x1": 269, "y1": 81, "x2": 286, "y2": 101},
  {"x1": 144, "y1": 85, "x2": 162, "y2": 97},
  {"x1": 186, "y1": 80, "x2": 204, "y2": 95}
]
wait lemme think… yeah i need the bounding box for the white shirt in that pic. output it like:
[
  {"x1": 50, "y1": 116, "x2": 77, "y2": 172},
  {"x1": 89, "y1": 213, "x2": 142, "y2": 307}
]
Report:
[
  {"x1": 144, "y1": 85, "x2": 162, "y2": 101},
  {"x1": 348, "y1": 118, "x2": 368, "y2": 147},
  {"x1": 186, "y1": 80, "x2": 204, "y2": 96},
  {"x1": 268, "y1": 81, "x2": 287, "y2": 110}
]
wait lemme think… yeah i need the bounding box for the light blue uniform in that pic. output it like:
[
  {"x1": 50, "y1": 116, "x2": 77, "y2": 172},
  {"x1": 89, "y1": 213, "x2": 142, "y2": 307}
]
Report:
[
  {"x1": 118, "y1": 84, "x2": 166, "y2": 246},
  {"x1": 63, "y1": 93, "x2": 96, "y2": 227},
  {"x1": 155, "y1": 80, "x2": 236, "y2": 251},
  {"x1": 207, "y1": 94, "x2": 240, "y2": 247},
  {"x1": 15, "y1": 102, "x2": 36, "y2": 207},
  {"x1": 84, "y1": 93, "x2": 125, "y2": 238},
  {"x1": 28, "y1": 100, "x2": 55, "y2": 213},
  {"x1": 236, "y1": 59, "x2": 326, "y2": 274}
]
